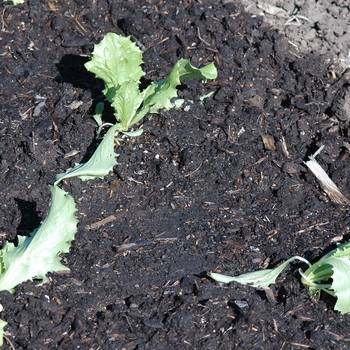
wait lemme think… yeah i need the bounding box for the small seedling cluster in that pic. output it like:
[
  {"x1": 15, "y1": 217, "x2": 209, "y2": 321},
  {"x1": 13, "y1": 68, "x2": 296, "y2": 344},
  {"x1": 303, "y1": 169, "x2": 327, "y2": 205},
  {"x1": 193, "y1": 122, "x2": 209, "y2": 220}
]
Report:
[
  {"x1": 210, "y1": 240, "x2": 350, "y2": 315},
  {"x1": 0, "y1": 33, "x2": 217, "y2": 344}
]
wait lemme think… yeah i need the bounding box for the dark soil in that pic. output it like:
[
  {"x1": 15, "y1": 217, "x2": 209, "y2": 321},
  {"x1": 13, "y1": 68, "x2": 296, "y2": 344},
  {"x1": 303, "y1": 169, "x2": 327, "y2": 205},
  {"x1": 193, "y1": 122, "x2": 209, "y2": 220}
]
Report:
[{"x1": 1, "y1": 0, "x2": 350, "y2": 349}]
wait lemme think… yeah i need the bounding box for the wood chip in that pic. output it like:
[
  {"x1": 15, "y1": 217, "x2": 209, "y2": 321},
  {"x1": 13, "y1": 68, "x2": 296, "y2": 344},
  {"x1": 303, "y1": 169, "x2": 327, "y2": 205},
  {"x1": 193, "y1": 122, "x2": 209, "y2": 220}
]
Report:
[{"x1": 261, "y1": 135, "x2": 276, "y2": 151}]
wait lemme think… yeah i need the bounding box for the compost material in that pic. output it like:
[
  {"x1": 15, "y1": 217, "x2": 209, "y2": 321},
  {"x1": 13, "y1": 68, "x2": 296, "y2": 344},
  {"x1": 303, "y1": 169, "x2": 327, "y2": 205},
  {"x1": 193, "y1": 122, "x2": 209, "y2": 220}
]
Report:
[{"x1": 1, "y1": 0, "x2": 350, "y2": 349}]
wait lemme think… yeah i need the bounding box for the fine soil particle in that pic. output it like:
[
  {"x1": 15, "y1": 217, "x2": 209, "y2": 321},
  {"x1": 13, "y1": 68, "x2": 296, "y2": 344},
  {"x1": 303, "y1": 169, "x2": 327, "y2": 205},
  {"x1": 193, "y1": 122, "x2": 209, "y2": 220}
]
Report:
[{"x1": 1, "y1": 0, "x2": 350, "y2": 349}]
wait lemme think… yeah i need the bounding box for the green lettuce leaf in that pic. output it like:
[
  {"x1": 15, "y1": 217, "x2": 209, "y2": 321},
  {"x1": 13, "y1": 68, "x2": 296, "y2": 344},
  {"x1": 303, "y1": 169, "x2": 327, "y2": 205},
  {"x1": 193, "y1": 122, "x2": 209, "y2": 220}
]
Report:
[
  {"x1": 4, "y1": 0, "x2": 24, "y2": 4},
  {"x1": 299, "y1": 240, "x2": 350, "y2": 314},
  {"x1": 301, "y1": 256, "x2": 350, "y2": 314},
  {"x1": 209, "y1": 256, "x2": 308, "y2": 288},
  {"x1": 320, "y1": 241, "x2": 350, "y2": 260},
  {"x1": 110, "y1": 82, "x2": 144, "y2": 130},
  {"x1": 0, "y1": 185, "x2": 78, "y2": 292},
  {"x1": 134, "y1": 59, "x2": 217, "y2": 124},
  {"x1": 328, "y1": 257, "x2": 350, "y2": 314},
  {"x1": 55, "y1": 124, "x2": 119, "y2": 185},
  {"x1": 85, "y1": 33, "x2": 145, "y2": 131},
  {"x1": 85, "y1": 33, "x2": 144, "y2": 96}
]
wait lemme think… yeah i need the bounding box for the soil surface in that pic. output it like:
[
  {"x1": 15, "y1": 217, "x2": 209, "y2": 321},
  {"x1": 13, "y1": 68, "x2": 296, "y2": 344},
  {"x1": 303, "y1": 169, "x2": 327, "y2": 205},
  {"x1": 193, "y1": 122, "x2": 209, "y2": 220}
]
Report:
[{"x1": 1, "y1": 0, "x2": 350, "y2": 349}]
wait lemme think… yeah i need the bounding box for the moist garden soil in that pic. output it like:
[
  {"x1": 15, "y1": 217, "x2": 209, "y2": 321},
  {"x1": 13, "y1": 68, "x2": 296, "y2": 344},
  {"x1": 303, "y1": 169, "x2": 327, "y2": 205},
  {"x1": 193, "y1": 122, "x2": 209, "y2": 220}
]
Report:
[{"x1": 1, "y1": 0, "x2": 350, "y2": 349}]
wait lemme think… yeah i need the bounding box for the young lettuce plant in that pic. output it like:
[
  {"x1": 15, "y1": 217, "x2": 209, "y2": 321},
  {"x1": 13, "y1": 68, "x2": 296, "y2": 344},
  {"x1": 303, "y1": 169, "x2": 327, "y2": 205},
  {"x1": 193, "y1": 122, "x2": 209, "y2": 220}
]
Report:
[
  {"x1": 210, "y1": 241, "x2": 350, "y2": 314},
  {"x1": 55, "y1": 33, "x2": 217, "y2": 184}
]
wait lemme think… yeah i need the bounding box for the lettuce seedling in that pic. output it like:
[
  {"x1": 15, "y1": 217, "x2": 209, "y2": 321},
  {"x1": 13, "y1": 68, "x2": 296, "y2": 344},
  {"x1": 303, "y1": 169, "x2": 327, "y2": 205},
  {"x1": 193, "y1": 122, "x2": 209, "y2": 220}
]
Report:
[
  {"x1": 55, "y1": 33, "x2": 217, "y2": 184},
  {"x1": 210, "y1": 241, "x2": 350, "y2": 314},
  {"x1": 85, "y1": 33, "x2": 217, "y2": 134}
]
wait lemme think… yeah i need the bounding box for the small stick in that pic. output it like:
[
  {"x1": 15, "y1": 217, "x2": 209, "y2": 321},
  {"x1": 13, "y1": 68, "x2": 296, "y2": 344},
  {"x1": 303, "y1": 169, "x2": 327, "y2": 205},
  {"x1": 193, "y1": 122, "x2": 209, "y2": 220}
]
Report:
[
  {"x1": 293, "y1": 221, "x2": 329, "y2": 235},
  {"x1": 197, "y1": 28, "x2": 218, "y2": 52},
  {"x1": 3, "y1": 334, "x2": 16, "y2": 350},
  {"x1": 85, "y1": 215, "x2": 117, "y2": 230}
]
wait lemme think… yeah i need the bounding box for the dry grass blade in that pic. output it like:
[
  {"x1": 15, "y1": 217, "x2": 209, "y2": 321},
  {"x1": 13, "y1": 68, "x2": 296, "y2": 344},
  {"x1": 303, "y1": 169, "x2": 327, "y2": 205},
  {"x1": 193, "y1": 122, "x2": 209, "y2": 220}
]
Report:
[{"x1": 304, "y1": 146, "x2": 350, "y2": 205}]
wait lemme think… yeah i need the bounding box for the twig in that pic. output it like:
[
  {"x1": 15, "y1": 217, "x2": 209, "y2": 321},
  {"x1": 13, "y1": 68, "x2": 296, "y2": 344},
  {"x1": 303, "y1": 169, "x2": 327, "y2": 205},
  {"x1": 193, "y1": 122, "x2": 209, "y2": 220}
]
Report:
[
  {"x1": 3, "y1": 334, "x2": 16, "y2": 350},
  {"x1": 117, "y1": 237, "x2": 178, "y2": 250},
  {"x1": 293, "y1": 221, "x2": 329, "y2": 235},
  {"x1": 127, "y1": 177, "x2": 144, "y2": 184},
  {"x1": 185, "y1": 163, "x2": 202, "y2": 177},
  {"x1": 85, "y1": 215, "x2": 116, "y2": 230},
  {"x1": 74, "y1": 17, "x2": 87, "y2": 33},
  {"x1": 197, "y1": 28, "x2": 218, "y2": 52},
  {"x1": 1, "y1": 6, "x2": 8, "y2": 31}
]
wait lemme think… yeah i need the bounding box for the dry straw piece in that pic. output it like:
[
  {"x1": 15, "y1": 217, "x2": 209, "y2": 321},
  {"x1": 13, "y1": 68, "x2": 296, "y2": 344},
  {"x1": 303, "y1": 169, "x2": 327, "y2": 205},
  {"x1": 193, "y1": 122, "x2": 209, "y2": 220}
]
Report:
[{"x1": 304, "y1": 146, "x2": 350, "y2": 205}]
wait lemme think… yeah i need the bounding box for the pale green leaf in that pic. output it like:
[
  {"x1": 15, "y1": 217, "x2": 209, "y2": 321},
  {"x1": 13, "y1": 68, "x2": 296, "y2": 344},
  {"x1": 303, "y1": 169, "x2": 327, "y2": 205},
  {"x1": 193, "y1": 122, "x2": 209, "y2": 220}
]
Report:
[
  {"x1": 299, "y1": 241, "x2": 350, "y2": 313},
  {"x1": 301, "y1": 261, "x2": 333, "y2": 288},
  {"x1": 110, "y1": 82, "x2": 144, "y2": 129},
  {"x1": 0, "y1": 185, "x2": 78, "y2": 292},
  {"x1": 85, "y1": 33, "x2": 145, "y2": 93},
  {"x1": 302, "y1": 257, "x2": 350, "y2": 314},
  {"x1": 138, "y1": 59, "x2": 218, "y2": 120},
  {"x1": 200, "y1": 91, "x2": 215, "y2": 102},
  {"x1": 327, "y1": 257, "x2": 350, "y2": 314},
  {"x1": 55, "y1": 124, "x2": 119, "y2": 184},
  {"x1": 320, "y1": 241, "x2": 350, "y2": 260},
  {"x1": 173, "y1": 98, "x2": 185, "y2": 108},
  {"x1": 198, "y1": 62, "x2": 218, "y2": 80},
  {"x1": 4, "y1": 0, "x2": 24, "y2": 4},
  {"x1": 210, "y1": 256, "x2": 309, "y2": 288}
]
